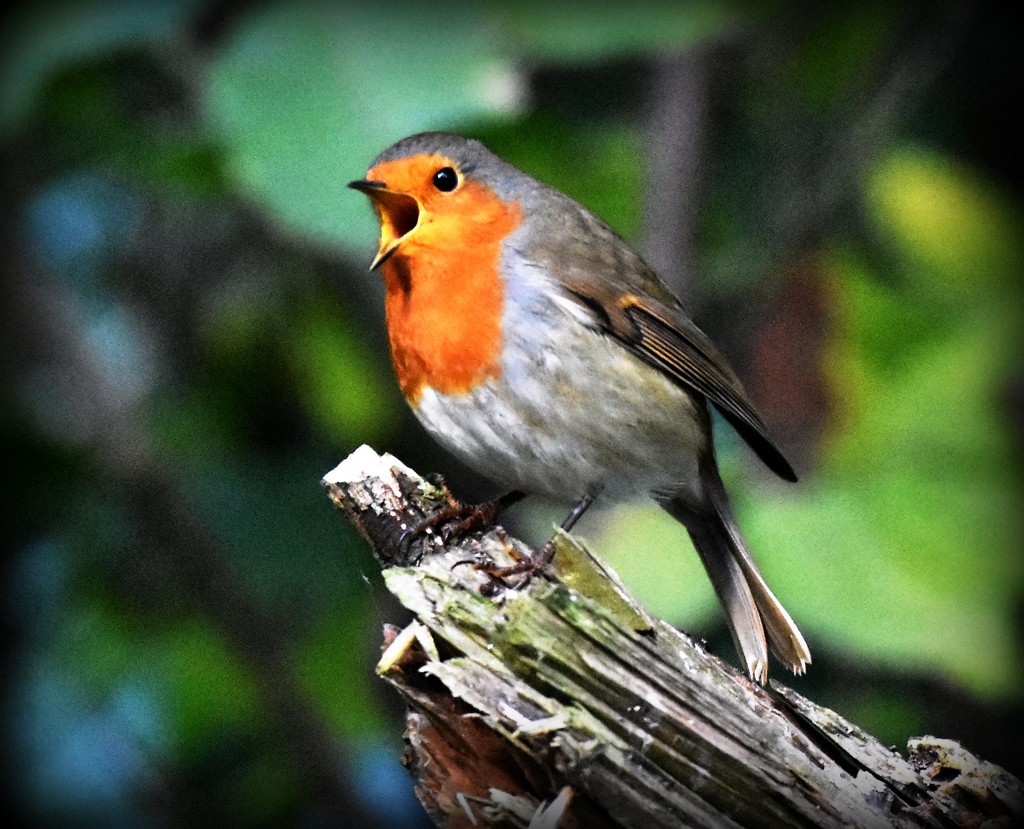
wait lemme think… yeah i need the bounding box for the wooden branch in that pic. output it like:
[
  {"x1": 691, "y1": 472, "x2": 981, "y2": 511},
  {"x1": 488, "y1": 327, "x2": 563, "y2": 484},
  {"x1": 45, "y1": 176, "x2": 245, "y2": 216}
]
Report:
[{"x1": 324, "y1": 446, "x2": 1023, "y2": 829}]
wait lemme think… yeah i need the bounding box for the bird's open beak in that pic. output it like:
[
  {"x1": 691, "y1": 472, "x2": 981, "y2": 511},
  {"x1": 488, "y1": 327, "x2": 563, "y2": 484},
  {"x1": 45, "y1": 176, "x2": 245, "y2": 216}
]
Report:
[{"x1": 348, "y1": 179, "x2": 421, "y2": 270}]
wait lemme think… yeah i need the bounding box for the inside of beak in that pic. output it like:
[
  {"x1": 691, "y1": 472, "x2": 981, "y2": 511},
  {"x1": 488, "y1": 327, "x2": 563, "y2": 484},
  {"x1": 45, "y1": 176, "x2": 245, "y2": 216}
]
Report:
[{"x1": 361, "y1": 187, "x2": 421, "y2": 270}]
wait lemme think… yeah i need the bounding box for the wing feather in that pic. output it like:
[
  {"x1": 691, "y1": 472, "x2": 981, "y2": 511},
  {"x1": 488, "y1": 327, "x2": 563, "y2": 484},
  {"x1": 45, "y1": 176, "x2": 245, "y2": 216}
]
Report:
[
  {"x1": 523, "y1": 188, "x2": 796, "y2": 482},
  {"x1": 564, "y1": 281, "x2": 797, "y2": 482}
]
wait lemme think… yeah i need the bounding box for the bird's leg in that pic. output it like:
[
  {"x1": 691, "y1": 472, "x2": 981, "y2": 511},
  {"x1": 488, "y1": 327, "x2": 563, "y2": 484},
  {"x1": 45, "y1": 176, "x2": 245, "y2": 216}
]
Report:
[
  {"x1": 401, "y1": 488, "x2": 526, "y2": 551},
  {"x1": 481, "y1": 492, "x2": 597, "y2": 586}
]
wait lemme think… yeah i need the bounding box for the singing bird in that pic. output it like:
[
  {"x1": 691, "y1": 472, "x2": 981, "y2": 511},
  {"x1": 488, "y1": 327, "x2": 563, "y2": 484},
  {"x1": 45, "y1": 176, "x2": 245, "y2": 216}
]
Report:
[{"x1": 350, "y1": 133, "x2": 810, "y2": 681}]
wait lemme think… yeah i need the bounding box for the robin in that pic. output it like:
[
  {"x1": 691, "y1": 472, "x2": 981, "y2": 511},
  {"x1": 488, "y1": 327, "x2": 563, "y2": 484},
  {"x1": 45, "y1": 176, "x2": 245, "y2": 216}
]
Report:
[{"x1": 349, "y1": 132, "x2": 810, "y2": 682}]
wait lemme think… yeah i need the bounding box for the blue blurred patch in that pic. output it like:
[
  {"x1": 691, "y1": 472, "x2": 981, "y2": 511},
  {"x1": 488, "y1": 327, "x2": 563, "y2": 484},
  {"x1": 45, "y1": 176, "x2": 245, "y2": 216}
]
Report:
[
  {"x1": 10, "y1": 665, "x2": 164, "y2": 826},
  {"x1": 24, "y1": 171, "x2": 143, "y2": 280},
  {"x1": 352, "y1": 744, "x2": 431, "y2": 828}
]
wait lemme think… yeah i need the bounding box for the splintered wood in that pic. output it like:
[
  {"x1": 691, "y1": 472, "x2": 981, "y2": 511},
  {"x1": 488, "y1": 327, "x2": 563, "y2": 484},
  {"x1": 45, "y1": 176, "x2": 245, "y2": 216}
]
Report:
[{"x1": 324, "y1": 446, "x2": 1023, "y2": 829}]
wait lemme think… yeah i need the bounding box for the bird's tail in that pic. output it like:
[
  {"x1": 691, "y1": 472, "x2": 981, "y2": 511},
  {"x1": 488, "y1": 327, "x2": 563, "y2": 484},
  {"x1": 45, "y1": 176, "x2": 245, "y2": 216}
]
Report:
[{"x1": 659, "y1": 477, "x2": 810, "y2": 683}]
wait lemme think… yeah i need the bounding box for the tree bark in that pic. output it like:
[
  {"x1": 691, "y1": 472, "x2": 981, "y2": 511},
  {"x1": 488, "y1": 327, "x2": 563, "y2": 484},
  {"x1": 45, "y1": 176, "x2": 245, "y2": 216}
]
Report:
[{"x1": 323, "y1": 445, "x2": 1023, "y2": 829}]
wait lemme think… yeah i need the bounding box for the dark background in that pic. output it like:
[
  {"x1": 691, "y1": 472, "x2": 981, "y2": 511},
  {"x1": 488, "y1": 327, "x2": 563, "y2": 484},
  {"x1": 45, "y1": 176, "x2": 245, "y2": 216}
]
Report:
[{"x1": 3, "y1": 1, "x2": 1022, "y2": 826}]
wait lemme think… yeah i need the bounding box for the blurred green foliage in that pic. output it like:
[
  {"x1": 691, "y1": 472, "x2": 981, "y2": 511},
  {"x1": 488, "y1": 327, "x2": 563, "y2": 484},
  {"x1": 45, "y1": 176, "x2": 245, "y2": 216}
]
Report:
[
  {"x1": 3, "y1": 1, "x2": 1022, "y2": 826},
  {"x1": 500, "y1": 0, "x2": 746, "y2": 61},
  {"x1": 742, "y1": 148, "x2": 1023, "y2": 696}
]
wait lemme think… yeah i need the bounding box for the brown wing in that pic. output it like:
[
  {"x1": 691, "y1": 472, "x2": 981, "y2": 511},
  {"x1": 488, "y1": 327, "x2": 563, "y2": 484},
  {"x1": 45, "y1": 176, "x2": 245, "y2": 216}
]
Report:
[
  {"x1": 520, "y1": 186, "x2": 796, "y2": 481},
  {"x1": 562, "y1": 279, "x2": 797, "y2": 483}
]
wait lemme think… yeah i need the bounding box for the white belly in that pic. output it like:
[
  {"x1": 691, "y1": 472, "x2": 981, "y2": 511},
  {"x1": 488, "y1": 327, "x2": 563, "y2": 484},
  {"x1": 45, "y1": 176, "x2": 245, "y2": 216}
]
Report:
[{"x1": 411, "y1": 297, "x2": 709, "y2": 505}]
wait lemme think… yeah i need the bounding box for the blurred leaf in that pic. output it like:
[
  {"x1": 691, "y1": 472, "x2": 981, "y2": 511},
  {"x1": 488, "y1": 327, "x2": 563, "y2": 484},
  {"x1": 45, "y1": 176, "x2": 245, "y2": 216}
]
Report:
[
  {"x1": 204, "y1": 1, "x2": 519, "y2": 248},
  {"x1": 60, "y1": 602, "x2": 261, "y2": 757},
  {"x1": 60, "y1": 600, "x2": 137, "y2": 701},
  {"x1": 285, "y1": 296, "x2": 400, "y2": 445},
  {"x1": 824, "y1": 256, "x2": 1019, "y2": 477},
  {"x1": 29, "y1": 55, "x2": 227, "y2": 195},
  {"x1": 298, "y1": 605, "x2": 386, "y2": 738},
  {"x1": 500, "y1": 0, "x2": 747, "y2": 62},
  {"x1": 224, "y1": 752, "x2": 310, "y2": 825},
  {"x1": 0, "y1": 0, "x2": 201, "y2": 134},
  {"x1": 781, "y1": 6, "x2": 898, "y2": 113},
  {"x1": 149, "y1": 385, "x2": 249, "y2": 459},
  {"x1": 154, "y1": 620, "x2": 262, "y2": 755},
  {"x1": 867, "y1": 147, "x2": 1024, "y2": 297}
]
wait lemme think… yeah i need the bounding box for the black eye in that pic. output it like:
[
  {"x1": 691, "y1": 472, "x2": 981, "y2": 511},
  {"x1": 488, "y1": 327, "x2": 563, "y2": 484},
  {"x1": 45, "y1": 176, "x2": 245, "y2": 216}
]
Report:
[{"x1": 432, "y1": 167, "x2": 458, "y2": 192}]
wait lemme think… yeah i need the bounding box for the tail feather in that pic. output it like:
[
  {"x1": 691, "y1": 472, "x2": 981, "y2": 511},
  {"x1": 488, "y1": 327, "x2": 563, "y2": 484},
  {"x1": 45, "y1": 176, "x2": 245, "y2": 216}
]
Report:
[
  {"x1": 686, "y1": 519, "x2": 770, "y2": 683},
  {"x1": 659, "y1": 478, "x2": 810, "y2": 682},
  {"x1": 724, "y1": 518, "x2": 811, "y2": 676}
]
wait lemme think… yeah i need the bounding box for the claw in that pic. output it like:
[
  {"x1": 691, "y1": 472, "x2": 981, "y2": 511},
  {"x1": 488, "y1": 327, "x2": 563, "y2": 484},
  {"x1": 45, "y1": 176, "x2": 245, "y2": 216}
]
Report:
[
  {"x1": 398, "y1": 525, "x2": 423, "y2": 557},
  {"x1": 477, "y1": 539, "x2": 556, "y2": 589},
  {"x1": 401, "y1": 489, "x2": 526, "y2": 553},
  {"x1": 474, "y1": 492, "x2": 598, "y2": 589},
  {"x1": 404, "y1": 490, "x2": 597, "y2": 596}
]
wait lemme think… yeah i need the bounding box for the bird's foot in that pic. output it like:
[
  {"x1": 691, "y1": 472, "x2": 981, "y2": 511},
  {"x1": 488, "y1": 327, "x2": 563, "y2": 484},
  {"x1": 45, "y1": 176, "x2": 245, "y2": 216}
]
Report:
[
  {"x1": 475, "y1": 539, "x2": 556, "y2": 591},
  {"x1": 475, "y1": 491, "x2": 598, "y2": 590},
  {"x1": 400, "y1": 488, "x2": 525, "y2": 553}
]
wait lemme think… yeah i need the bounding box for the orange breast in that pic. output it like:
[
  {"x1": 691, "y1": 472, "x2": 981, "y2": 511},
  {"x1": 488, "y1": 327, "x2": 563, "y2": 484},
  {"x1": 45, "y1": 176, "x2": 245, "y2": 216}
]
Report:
[{"x1": 378, "y1": 177, "x2": 522, "y2": 405}]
